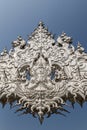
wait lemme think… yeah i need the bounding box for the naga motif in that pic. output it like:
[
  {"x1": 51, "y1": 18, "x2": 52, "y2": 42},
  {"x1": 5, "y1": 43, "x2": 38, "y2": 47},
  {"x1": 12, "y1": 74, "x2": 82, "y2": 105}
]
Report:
[{"x1": 0, "y1": 22, "x2": 87, "y2": 124}]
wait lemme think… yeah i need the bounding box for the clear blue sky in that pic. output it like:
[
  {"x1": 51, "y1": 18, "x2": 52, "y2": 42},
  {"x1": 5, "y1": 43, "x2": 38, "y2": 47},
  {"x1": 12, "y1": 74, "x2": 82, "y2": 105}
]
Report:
[{"x1": 0, "y1": 0, "x2": 87, "y2": 130}]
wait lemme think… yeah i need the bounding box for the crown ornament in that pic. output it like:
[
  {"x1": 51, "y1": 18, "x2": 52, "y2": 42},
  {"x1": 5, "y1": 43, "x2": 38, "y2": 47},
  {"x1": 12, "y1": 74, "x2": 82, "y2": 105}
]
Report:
[{"x1": 0, "y1": 22, "x2": 87, "y2": 124}]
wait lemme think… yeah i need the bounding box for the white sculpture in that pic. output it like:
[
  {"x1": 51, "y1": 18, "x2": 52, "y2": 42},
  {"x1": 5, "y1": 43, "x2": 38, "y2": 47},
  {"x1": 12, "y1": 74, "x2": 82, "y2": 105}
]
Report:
[{"x1": 0, "y1": 21, "x2": 87, "y2": 124}]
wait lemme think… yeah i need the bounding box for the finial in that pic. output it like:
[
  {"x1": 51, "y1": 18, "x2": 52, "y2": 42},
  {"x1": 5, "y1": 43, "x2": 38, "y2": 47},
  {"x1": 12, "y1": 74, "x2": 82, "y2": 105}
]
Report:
[
  {"x1": 61, "y1": 32, "x2": 66, "y2": 37},
  {"x1": 77, "y1": 42, "x2": 84, "y2": 53},
  {"x1": 1, "y1": 47, "x2": 8, "y2": 56},
  {"x1": 77, "y1": 41, "x2": 81, "y2": 47},
  {"x1": 17, "y1": 36, "x2": 22, "y2": 41},
  {"x1": 38, "y1": 21, "x2": 44, "y2": 27},
  {"x1": 12, "y1": 36, "x2": 26, "y2": 49},
  {"x1": 3, "y1": 48, "x2": 8, "y2": 53}
]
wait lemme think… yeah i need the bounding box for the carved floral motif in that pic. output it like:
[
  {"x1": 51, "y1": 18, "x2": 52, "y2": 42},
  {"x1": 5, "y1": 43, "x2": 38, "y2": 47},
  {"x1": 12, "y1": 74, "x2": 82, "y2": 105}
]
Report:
[{"x1": 0, "y1": 22, "x2": 87, "y2": 123}]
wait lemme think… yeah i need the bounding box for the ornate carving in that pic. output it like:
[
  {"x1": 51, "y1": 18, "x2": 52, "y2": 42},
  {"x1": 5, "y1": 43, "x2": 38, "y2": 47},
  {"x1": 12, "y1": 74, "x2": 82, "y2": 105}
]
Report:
[{"x1": 0, "y1": 22, "x2": 87, "y2": 123}]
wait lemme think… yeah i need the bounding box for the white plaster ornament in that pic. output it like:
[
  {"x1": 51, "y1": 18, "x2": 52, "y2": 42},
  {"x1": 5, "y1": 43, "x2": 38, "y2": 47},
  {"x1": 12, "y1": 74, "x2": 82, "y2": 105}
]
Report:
[{"x1": 0, "y1": 22, "x2": 87, "y2": 124}]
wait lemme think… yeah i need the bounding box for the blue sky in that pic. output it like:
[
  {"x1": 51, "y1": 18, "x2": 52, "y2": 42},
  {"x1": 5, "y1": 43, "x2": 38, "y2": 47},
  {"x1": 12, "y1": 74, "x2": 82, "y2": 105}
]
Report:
[{"x1": 0, "y1": 0, "x2": 87, "y2": 130}]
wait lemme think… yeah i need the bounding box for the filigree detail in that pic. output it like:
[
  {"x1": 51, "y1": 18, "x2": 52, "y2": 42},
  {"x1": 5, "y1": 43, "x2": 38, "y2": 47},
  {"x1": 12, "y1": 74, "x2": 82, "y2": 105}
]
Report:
[{"x1": 0, "y1": 22, "x2": 87, "y2": 123}]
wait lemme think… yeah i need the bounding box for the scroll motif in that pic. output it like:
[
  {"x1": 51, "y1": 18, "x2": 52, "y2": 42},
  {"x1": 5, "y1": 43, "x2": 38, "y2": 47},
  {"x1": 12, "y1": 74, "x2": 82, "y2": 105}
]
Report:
[{"x1": 0, "y1": 22, "x2": 87, "y2": 123}]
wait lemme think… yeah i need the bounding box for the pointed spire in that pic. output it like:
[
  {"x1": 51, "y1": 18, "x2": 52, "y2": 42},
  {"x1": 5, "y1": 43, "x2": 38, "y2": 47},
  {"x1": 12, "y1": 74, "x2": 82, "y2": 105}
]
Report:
[{"x1": 27, "y1": 21, "x2": 55, "y2": 47}]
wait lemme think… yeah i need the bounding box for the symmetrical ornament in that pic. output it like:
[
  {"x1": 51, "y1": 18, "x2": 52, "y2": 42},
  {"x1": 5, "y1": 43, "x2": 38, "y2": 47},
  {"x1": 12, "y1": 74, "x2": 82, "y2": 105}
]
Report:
[{"x1": 0, "y1": 22, "x2": 87, "y2": 124}]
